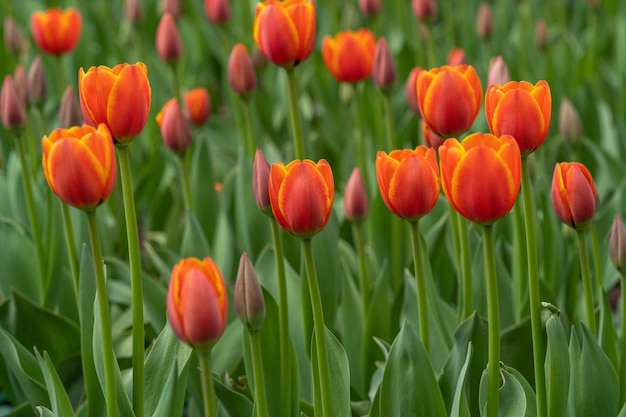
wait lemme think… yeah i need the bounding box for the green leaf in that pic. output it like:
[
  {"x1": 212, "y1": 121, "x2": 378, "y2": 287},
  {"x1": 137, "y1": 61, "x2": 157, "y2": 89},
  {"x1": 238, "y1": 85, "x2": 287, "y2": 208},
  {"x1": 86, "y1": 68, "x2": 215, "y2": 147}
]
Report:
[
  {"x1": 504, "y1": 365, "x2": 538, "y2": 417},
  {"x1": 479, "y1": 366, "x2": 529, "y2": 417},
  {"x1": 378, "y1": 321, "x2": 447, "y2": 417},
  {"x1": 0, "y1": 217, "x2": 40, "y2": 302},
  {"x1": 598, "y1": 291, "x2": 619, "y2": 371},
  {"x1": 500, "y1": 317, "x2": 535, "y2": 388},
  {"x1": 35, "y1": 350, "x2": 75, "y2": 417},
  {"x1": 450, "y1": 343, "x2": 473, "y2": 417},
  {"x1": 151, "y1": 363, "x2": 181, "y2": 417},
  {"x1": 36, "y1": 407, "x2": 56, "y2": 417},
  {"x1": 213, "y1": 374, "x2": 254, "y2": 417},
  {"x1": 180, "y1": 211, "x2": 211, "y2": 259},
  {"x1": 189, "y1": 135, "x2": 218, "y2": 244},
  {"x1": 545, "y1": 312, "x2": 569, "y2": 417}
]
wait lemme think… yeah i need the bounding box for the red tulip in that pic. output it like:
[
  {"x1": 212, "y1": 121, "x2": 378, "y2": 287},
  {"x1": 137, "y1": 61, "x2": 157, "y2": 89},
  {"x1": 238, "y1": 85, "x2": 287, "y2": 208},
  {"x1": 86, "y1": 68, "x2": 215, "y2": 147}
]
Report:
[
  {"x1": 322, "y1": 29, "x2": 376, "y2": 83},
  {"x1": 30, "y1": 7, "x2": 82, "y2": 55},
  {"x1": 551, "y1": 162, "x2": 597, "y2": 230}
]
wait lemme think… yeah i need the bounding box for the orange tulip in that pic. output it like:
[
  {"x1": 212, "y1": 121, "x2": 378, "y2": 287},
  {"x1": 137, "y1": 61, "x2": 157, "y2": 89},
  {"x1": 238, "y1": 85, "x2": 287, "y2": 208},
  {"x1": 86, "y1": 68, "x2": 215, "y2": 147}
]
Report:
[
  {"x1": 322, "y1": 29, "x2": 376, "y2": 83},
  {"x1": 30, "y1": 7, "x2": 82, "y2": 55},
  {"x1": 376, "y1": 146, "x2": 440, "y2": 221},
  {"x1": 485, "y1": 80, "x2": 551, "y2": 155},
  {"x1": 269, "y1": 159, "x2": 334, "y2": 238},
  {"x1": 416, "y1": 64, "x2": 483, "y2": 138},
  {"x1": 184, "y1": 88, "x2": 211, "y2": 125},
  {"x1": 439, "y1": 133, "x2": 521, "y2": 224},
  {"x1": 253, "y1": 0, "x2": 316, "y2": 68},
  {"x1": 167, "y1": 257, "x2": 228, "y2": 351},
  {"x1": 78, "y1": 62, "x2": 151, "y2": 145},
  {"x1": 550, "y1": 162, "x2": 597, "y2": 230},
  {"x1": 42, "y1": 124, "x2": 116, "y2": 212}
]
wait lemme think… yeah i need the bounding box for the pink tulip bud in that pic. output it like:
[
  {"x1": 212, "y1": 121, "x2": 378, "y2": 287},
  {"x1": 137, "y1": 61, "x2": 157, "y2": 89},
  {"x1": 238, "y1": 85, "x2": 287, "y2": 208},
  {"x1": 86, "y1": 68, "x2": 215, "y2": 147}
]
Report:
[
  {"x1": 412, "y1": 0, "x2": 437, "y2": 20},
  {"x1": 28, "y1": 55, "x2": 48, "y2": 103},
  {"x1": 156, "y1": 99, "x2": 192, "y2": 152},
  {"x1": 228, "y1": 44, "x2": 257, "y2": 96},
  {"x1": 59, "y1": 86, "x2": 83, "y2": 128},
  {"x1": 405, "y1": 67, "x2": 422, "y2": 115},
  {"x1": 161, "y1": 0, "x2": 182, "y2": 17},
  {"x1": 476, "y1": 2, "x2": 494, "y2": 38},
  {"x1": 359, "y1": 0, "x2": 381, "y2": 15},
  {"x1": 234, "y1": 253, "x2": 266, "y2": 332},
  {"x1": 558, "y1": 97, "x2": 583, "y2": 143},
  {"x1": 487, "y1": 56, "x2": 511, "y2": 87},
  {"x1": 1, "y1": 75, "x2": 28, "y2": 128},
  {"x1": 4, "y1": 17, "x2": 25, "y2": 55},
  {"x1": 252, "y1": 149, "x2": 272, "y2": 215},
  {"x1": 204, "y1": 0, "x2": 231, "y2": 24},
  {"x1": 125, "y1": 0, "x2": 144, "y2": 22},
  {"x1": 344, "y1": 168, "x2": 369, "y2": 221},
  {"x1": 372, "y1": 38, "x2": 396, "y2": 89},
  {"x1": 609, "y1": 215, "x2": 626, "y2": 274},
  {"x1": 156, "y1": 13, "x2": 182, "y2": 62}
]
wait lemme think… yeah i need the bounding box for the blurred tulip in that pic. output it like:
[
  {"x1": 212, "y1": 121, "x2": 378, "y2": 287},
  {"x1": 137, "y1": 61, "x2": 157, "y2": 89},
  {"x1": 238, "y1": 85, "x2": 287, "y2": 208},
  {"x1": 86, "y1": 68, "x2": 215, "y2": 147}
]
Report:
[
  {"x1": 59, "y1": 86, "x2": 83, "y2": 128},
  {"x1": 558, "y1": 97, "x2": 583, "y2": 143},
  {"x1": 28, "y1": 55, "x2": 48, "y2": 104},
  {"x1": 234, "y1": 253, "x2": 266, "y2": 332},
  {"x1": 205, "y1": 0, "x2": 231, "y2": 23},
  {"x1": 156, "y1": 99, "x2": 192, "y2": 151},
  {"x1": 253, "y1": 0, "x2": 315, "y2": 68},
  {"x1": 161, "y1": 0, "x2": 182, "y2": 17},
  {"x1": 125, "y1": 0, "x2": 144, "y2": 22},
  {"x1": 421, "y1": 121, "x2": 446, "y2": 150},
  {"x1": 156, "y1": 13, "x2": 182, "y2": 62},
  {"x1": 167, "y1": 257, "x2": 228, "y2": 351},
  {"x1": 609, "y1": 215, "x2": 626, "y2": 274},
  {"x1": 269, "y1": 159, "x2": 334, "y2": 238},
  {"x1": 78, "y1": 62, "x2": 151, "y2": 145},
  {"x1": 0, "y1": 75, "x2": 27, "y2": 128},
  {"x1": 371, "y1": 38, "x2": 396, "y2": 89},
  {"x1": 446, "y1": 47, "x2": 467, "y2": 66},
  {"x1": 551, "y1": 162, "x2": 597, "y2": 230},
  {"x1": 405, "y1": 67, "x2": 422, "y2": 114},
  {"x1": 376, "y1": 146, "x2": 440, "y2": 221},
  {"x1": 30, "y1": 7, "x2": 82, "y2": 55},
  {"x1": 184, "y1": 88, "x2": 211, "y2": 125},
  {"x1": 228, "y1": 44, "x2": 258, "y2": 95},
  {"x1": 535, "y1": 19, "x2": 548, "y2": 50},
  {"x1": 322, "y1": 29, "x2": 376, "y2": 83},
  {"x1": 485, "y1": 80, "x2": 551, "y2": 155},
  {"x1": 359, "y1": 0, "x2": 381, "y2": 15},
  {"x1": 4, "y1": 17, "x2": 25, "y2": 55},
  {"x1": 487, "y1": 56, "x2": 510, "y2": 87},
  {"x1": 42, "y1": 124, "x2": 116, "y2": 211},
  {"x1": 252, "y1": 149, "x2": 272, "y2": 215},
  {"x1": 439, "y1": 133, "x2": 521, "y2": 224},
  {"x1": 344, "y1": 167, "x2": 369, "y2": 221},
  {"x1": 12, "y1": 65, "x2": 27, "y2": 105},
  {"x1": 476, "y1": 2, "x2": 494, "y2": 38},
  {"x1": 416, "y1": 64, "x2": 482, "y2": 138},
  {"x1": 412, "y1": 0, "x2": 437, "y2": 20}
]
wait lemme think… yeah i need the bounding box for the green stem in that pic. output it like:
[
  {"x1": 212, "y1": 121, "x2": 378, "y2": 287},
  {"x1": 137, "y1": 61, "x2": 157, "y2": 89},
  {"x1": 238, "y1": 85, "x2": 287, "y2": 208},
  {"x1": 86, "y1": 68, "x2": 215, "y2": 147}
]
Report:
[
  {"x1": 248, "y1": 331, "x2": 270, "y2": 417},
  {"x1": 352, "y1": 86, "x2": 371, "y2": 195},
  {"x1": 177, "y1": 152, "x2": 193, "y2": 212},
  {"x1": 422, "y1": 22, "x2": 436, "y2": 68},
  {"x1": 409, "y1": 220, "x2": 430, "y2": 353},
  {"x1": 457, "y1": 212, "x2": 473, "y2": 320},
  {"x1": 55, "y1": 54, "x2": 67, "y2": 97},
  {"x1": 620, "y1": 273, "x2": 626, "y2": 406},
  {"x1": 352, "y1": 220, "x2": 370, "y2": 320},
  {"x1": 60, "y1": 201, "x2": 80, "y2": 301},
  {"x1": 302, "y1": 238, "x2": 332, "y2": 417},
  {"x1": 198, "y1": 350, "x2": 217, "y2": 417},
  {"x1": 521, "y1": 157, "x2": 547, "y2": 417},
  {"x1": 269, "y1": 218, "x2": 291, "y2": 417},
  {"x1": 380, "y1": 91, "x2": 395, "y2": 151},
  {"x1": 589, "y1": 220, "x2": 603, "y2": 301},
  {"x1": 512, "y1": 198, "x2": 527, "y2": 321},
  {"x1": 577, "y1": 230, "x2": 596, "y2": 336},
  {"x1": 116, "y1": 145, "x2": 144, "y2": 417},
  {"x1": 14, "y1": 135, "x2": 46, "y2": 301},
  {"x1": 482, "y1": 224, "x2": 499, "y2": 417},
  {"x1": 85, "y1": 210, "x2": 118, "y2": 417},
  {"x1": 241, "y1": 96, "x2": 256, "y2": 160},
  {"x1": 285, "y1": 68, "x2": 306, "y2": 159}
]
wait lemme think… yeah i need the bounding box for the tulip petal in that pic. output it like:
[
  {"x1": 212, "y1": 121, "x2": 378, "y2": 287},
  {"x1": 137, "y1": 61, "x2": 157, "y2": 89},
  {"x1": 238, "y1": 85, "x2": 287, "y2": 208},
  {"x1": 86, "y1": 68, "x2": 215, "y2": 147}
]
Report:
[
  {"x1": 491, "y1": 89, "x2": 545, "y2": 152},
  {"x1": 269, "y1": 162, "x2": 289, "y2": 229},
  {"x1": 79, "y1": 67, "x2": 116, "y2": 129},
  {"x1": 388, "y1": 154, "x2": 440, "y2": 219},
  {"x1": 438, "y1": 139, "x2": 465, "y2": 206},
  {"x1": 180, "y1": 268, "x2": 225, "y2": 345},
  {"x1": 375, "y1": 151, "x2": 400, "y2": 212},
  {"x1": 254, "y1": 5, "x2": 299, "y2": 65},
  {"x1": 107, "y1": 65, "x2": 151, "y2": 140},
  {"x1": 551, "y1": 164, "x2": 572, "y2": 225},
  {"x1": 285, "y1": 0, "x2": 316, "y2": 60},
  {"x1": 566, "y1": 165, "x2": 596, "y2": 227}
]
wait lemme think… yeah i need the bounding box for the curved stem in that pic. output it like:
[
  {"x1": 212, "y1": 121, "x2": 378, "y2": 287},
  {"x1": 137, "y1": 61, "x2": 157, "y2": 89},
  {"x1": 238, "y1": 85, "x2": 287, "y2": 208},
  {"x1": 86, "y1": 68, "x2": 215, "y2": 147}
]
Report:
[
  {"x1": 302, "y1": 238, "x2": 332, "y2": 417},
  {"x1": 589, "y1": 220, "x2": 603, "y2": 301},
  {"x1": 482, "y1": 225, "x2": 499, "y2": 417},
  {"x1": 198, "y1": 350, "x2": 217, "y2": 417},
  {"x1": 177, "y1": 152, "x2": 193, "y2": 212},
  {"x1": 59, "y1": 201, "x2": 80, "y2": 302},
  {"x1": 116, "y1": 145, "x2": 144, "y2": 417},
  {"x1": 248, "y1": 331, "x2": 270, "y2": 417},
  {"x1": 409, "y1": 220, "x2": 430, "y2": 353},
  {"x1": 352, "y1": 220, "x2": 370, "y2": 320},
  {"x1": 577, "y1": 230, "x2": 596, "y2": 336},
  {"x1": 620, "y1": 273, "x2": 626, "y2": 406},
  {"x1": 269, "y1": 218, "x2": 291, "y2": 417},
  {"x1": 241, "y1": 96, "x2": 256, "y2": 161},
  {"x1": 521, "y1": 156, "x2": 547, "y2": 417},
  {"x1": 457, "y1": 214, "x2": 473, "y2": 320},
  {"x1": 285, "y1": 68, "x2": 306, "y2": 159},
  {"x1": 86, "y1": 210, "x2": 118, "y2": 417}
]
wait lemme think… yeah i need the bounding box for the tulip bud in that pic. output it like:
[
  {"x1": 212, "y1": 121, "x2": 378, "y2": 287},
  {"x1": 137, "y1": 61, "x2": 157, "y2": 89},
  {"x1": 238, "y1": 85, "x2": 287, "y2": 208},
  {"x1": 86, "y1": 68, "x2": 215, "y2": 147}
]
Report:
[
  {"x1": 446, "y1": 48, "x2": 467, "y2": 67},
  {"x1": 487, "y1": 56, "x2": 510, "y2": 87},
  {"x1": 609, "y1": 215, "x2": 626, "y2": 274},
  {"x1": 476, "y1": 2, "x2": 494, "y2": 38},
  {"x1": 412, "y1": 0, "x2": 437, "y2": 20},
  {"x1": 405, "y1": 67, "x2": 422, "y2": 115},
  {"x1": 344, "y1": 168, "x2": 369, "y2": 221},
  {"x1": 4, "y1": 17, "x2": 25, "y2": 55},
  {"x1": 205, "y1": 0, "x2": 231, "y2": 24},
  {"x1": 372, "y1": 38, "x2": 396, "y2": 89},
  {"x1": 228, "y1": 44, "x2": 257, "y2": 96},
  {"x1": 13, "y1": 65, "x2": 28, "y2": 106},
  {"x1": 28, "y1": 55, "x2": 48, "y2": 104},
  {"x1": 234, "y1": 253, "x2": 266, "y2": 332},
  {"x1": 252, "y1": 149, "x2": 272, "y2": 215},
  {"x1": 551, "y1": 162, "x2": 597, "y2": 230},
  {"x1": 558, "y1": 97, "x2": 583, "y2": 143},
  {"x1": 585, "y1": 0, "x2": 601, "y2": 7},
  {"x1": 161, "y1": 0, "x2": 182, "y2": 17},
  {"x1": 184, "y1": 88, "x2": 211, "y2": 126},
  {"x1": 156, "y1": 13, "x2": 182, "y2": 62},
  {"x1": 535, "y1": 19, "x2": 548, "y2": 50},
  {"x1": 359, "y1": 0, "x2": 381, "y2": 15},
  {"x1": 1, "y1": 75, "x2": 28, "y2": 128},
  {"x1": 59, "y1": 86, "x2": 83, "y2": 128},
  {"x1": 156, "y1": 99, "x2": 192, "y2": 152},
  {"x1": 125, "y1": 0, "x2": 144, "y2": 22},
  {"x1": 421, "y1": 121, "x2": 446, "y2": 150}
]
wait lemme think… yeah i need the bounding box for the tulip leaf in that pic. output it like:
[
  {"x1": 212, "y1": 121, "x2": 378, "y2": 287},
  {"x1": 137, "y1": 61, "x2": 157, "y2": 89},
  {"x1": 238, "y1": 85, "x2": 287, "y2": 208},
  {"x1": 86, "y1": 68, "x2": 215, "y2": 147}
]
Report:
[
  {"x1": 312, "y1": 213, "x2": 341, "y2": 329},
  {"x1": 189, "y1": 135, "x2": 218, "y2": 243},
  {"x1": 212, "y1": 374, "x2": 254, "y2": 417},
  {"x1": 450, "y1": 343, "x2": 473, "y2": 417},
  {"x1": 35, "y1": 407, "x2": 56, "y2": 417},
  {"x1": 619, "y1": 402, "x2": 626, "y2": 417},
  {"x1": 150, "y1": 363, "x2": 180, "y2": 417},
  {"x1": 500, "y1": 317, "x2": 535, "y2": 388},
  {"x1": 545, "y1": 312, "x2": 570, "y2": 417},
  {"x1": 180, "y1": 211, "x2": 211, "y2": 260},
  {"x1": 503, "y1": 365, "x2": 537, "y2": 417},
  {"x1": 0, "y1": 218, "x2": 40, "y2": 303},
  {"x1": 34, "y1": 349, "x2": 75, "y2": 417},
  {"x1": 378, "y1": 321, "x2": 447, "y2": 417},
  {"x1": 479, "y1": 365, "x2": 534, "y2": 417},
  {"x1": 598, "y1": 291, "x2": 619, "y2": 371}
]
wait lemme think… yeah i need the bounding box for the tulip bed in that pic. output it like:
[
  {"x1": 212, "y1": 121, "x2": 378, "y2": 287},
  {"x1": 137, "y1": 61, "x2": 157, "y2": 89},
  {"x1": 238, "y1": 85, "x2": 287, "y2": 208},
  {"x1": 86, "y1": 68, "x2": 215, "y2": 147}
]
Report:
[{"x1": 1, "y1": 0, "x2": 626, "y2": 416}]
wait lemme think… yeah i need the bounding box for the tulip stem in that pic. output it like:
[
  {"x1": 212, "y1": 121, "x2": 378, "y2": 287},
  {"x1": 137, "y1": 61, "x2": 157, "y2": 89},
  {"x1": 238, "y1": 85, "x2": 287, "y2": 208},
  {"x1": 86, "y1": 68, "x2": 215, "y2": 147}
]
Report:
[
  {"x1": 620, "y1": 272, "x2": 626, "y2": 405},
  {"x1": 241, "y1": 96, "x2": 256, "y2": 160},
  {"x1": 198, "y1": 350, "x2": 217, "y2": 417},
  {"x1": 589, "y1": 220, "x2": 603, "y2": 301},
  {"x1": 577, "y1": 230, "x2": 596, "y2": 336},
  {"x1": 269, "y1": 217, "x2": 291, "y2": 417},
  {"x1": 351, "y1": 85, "x2": 371, "y2": 195},
  {"x1": 177, "y1": 152, "x2": 193, "y2": 212},
  {"x1": 247, "y1": 331, "x2": 270, "y2": 417},
  {"x1": 85, "y1": 210, "x2": 118, "y2": 417},
  {"x1": 482, "y1": 224, "x2": 499, "y2": 417},
  {"x1": 456, "y1": 212, "x2": 473, "y2": 320},
  {"x1": 512, "y1": 198, "x2": 527, "y2": 321},
  {"x1": 60, "y1": 201, "x2": 80, "y2": 302},
  {"x1": 409, "y1": 220, "x2": 430, "y2": 354},
  {"x1": 380, "y1": 91, "x2": 395, "y2": 151},
  {"x1": 353, "y1": 220, "x2": 371, "y2": 320},
  {"x1": 302, "y1": 238, "x2": 333, "y2": 417},
  {"x1": 116, "y1": 145, "x2": 144, "y2": 417},
  {"x1": 285, "y1": 68, "x2": 306, "y2": 159},
  {"x1": 521, "y1": 156, "x2": 547, "y2": 417}
]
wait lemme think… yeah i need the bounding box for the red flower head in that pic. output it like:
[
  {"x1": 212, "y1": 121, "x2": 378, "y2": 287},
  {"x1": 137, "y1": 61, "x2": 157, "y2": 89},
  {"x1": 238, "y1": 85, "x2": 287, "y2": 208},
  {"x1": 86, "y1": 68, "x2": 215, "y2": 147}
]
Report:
[
  {"x1": 30, "y1": 7, "x2": 82, "y2": 55},
  {"x1": 322, "y1": 29, "x2": 376, "y2": 83},
  {"x1": 551, "y1": 162, "x2": 597, "y2": 230}
]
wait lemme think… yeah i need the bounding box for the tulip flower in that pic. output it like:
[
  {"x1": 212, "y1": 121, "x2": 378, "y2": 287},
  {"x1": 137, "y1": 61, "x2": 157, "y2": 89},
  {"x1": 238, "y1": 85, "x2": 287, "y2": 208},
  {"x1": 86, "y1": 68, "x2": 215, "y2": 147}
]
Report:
[
  {"x1": 167, "y1": 257, "x2": 228, "y2": 351},
  {"x1": 30, "y1": 7, "x2": 82, "y2": 55},
  {"x1": 125, "y1": 0, "x2": 144, "y2": 22},
  {"x1": 487, "y1": 56, "x2": 510, "y2": 87},
  {"x1": 12, "y1": 65, "x2": 27, "y2": 106},
  {"x1": 376, "y1": 146, "x2": 440, "y2": 221},
  {"x1": 234, "y1": 253, "x2": 266, "y2": 332},
  {"x1": 183, "y1": 88, "x2": 211, "y2": 125},
  {"x1": 253, "y1": 0, "x2": 316, "y2": 68},
  {"x1": 344, "y1": 167, "x2": 369, "y2": 221},
  {"x1": 42, "y1": 124, "x2": 117, "y2": 212},
  {"x1": 476, "y1": 2, "x2": 494, "y2": 38},
  {"x1": 269, "y1": 159, "x2": 334, "y2": 239},
  {"x1": 205, "y1": 0, "x2": 231, "y2": 23},
  {"x1": 59, "y1": 86, "x2": 83, "y2": 128},
  {"x1": 558, "y1": 97, "x2": 583, "y2": 143},
  {"x1": 0, "y1": 75, "x2": 27, "y2": 128},
  {"x1": 228, "y1": 44, "x2": 257, "y2": 96},
  {"x1": 156, "y1": 12, "x2": 182, "y2": 62},
  {"x1": 4, "y1": 17, "x2": 25, "y2": 55},
  {"x1": 156, "y1": 98, "x2": 192, "y2": 152},
  {"x1": 359, "y1": 0, "x2": 381, "y2": 15},
  {"x1": 371, "y1": 37, "x2": 397, "y2": 89},
  {"x1": 322, "y1": 29, "x2": 376, "y2": 83},
  {"x1": 446, "y1": 48, "x2": 467, "y2": 67},
  {"x1": 550, "y1": 162, "x2": 597, "y2": 230},
  {"x1": 28, "y1": 55, "x2": 48, "y2": 104},
  {"x1": 485, "y1": 80, "x2": 551, "y2": 155},
  {"x1": 609, "y1": 215, "x2": 626, "y2": 275},
  {"x1": 412, "y1": 0, "x2": 437, "y2": 20},
  {"x1": 535, "y1": 19, "x2": 548, "y2": 50},
  {"x1": 78, "y1": 62, "x2": 151, "y2": 145},
  {"x1": 416, "y1": 64, "x2": 482, "y2": 138},
  {"x1": 439, "y1": 133, "x2": 521, "y2": 224},
  {"x1": 253, "y1": 149, "x2": 272, "y2": 215},
  {"x1": 161, "y1": 0, "x2": 182, "y2": 17}
]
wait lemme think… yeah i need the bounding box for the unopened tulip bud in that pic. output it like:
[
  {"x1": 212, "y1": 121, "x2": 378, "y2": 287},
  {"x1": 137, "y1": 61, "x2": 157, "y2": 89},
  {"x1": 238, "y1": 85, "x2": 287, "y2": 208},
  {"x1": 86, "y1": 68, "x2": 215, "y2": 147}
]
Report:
[
  {"x1": 535, "y1": 19, "x2": 548, "y2": 50},
  {"x1": 156, "y1": 13, "x2": 182, "y2": 62},
  {"x1": 405, "y1": 67, "x2": 422, "y2": 114},
  {"x1": 344, "y1": 168, "x2": 369, "y2": 221},
  {"x1": 551, "y1": 162, "x2": 597, "y2": 230},
  {"x1": 412, "y1": 0, "x2": 437, "y2": 21},
  {"x1": 446, "y1": 48, "x2": 467, "y2": 66},
  {"x1": 13, "y1": 65, "x2": 27, "y2": 106},
  {"x1": 487, "y1": 56, "x2": 510, "y2": 87},
  {"x1": 205, "y1": 0, "x2": 231, "y2": 24},
  {"x1": 125, "y1": 0, "x2": 144, "y2": 22},
  {"x1": 558, "y1": 97, "x2": 583, "y2": 143},
  {"x1": 252, "y1": 149, "x2": 272, "y2": 215},
  {"x1": 161, "y1": 0, "x2": 182, "y2": 17},
  {"x1": 372, "y1": 38, "x2": 396, "y2": 89},
  {"x1": 1, "y1": 75, "x2": 28, "y2": 128},
  {"x1": 4, "y1": 17, "x2": 24, "y2": 55},
  {"x1": 422, "y1": 121, "x2": 446, "y2": 150},
  {"x1": 156, "y1": 99, "x2": 192, "y2": 152},
  {"x1": 228, "y1": 44, "x2": 257, "y2": 96},
  {"x1": 28, "y1": 56, "x2": 48, "y2": 104},
  {"x1": 359, "y1": 0, "x2": 381, "y2": 15},
  {"x1": 609, "y1": 215, "x2": 626, "y2": 274},
  {"x1": 234, "y1": 253, "x2": 266, "y2": 332},
  {"x1": 476, "y1": 2, "x2": 494, "y2": 38},
  {"x1": 59, "y1": 86, "x2": 83, "y2": 128}
]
